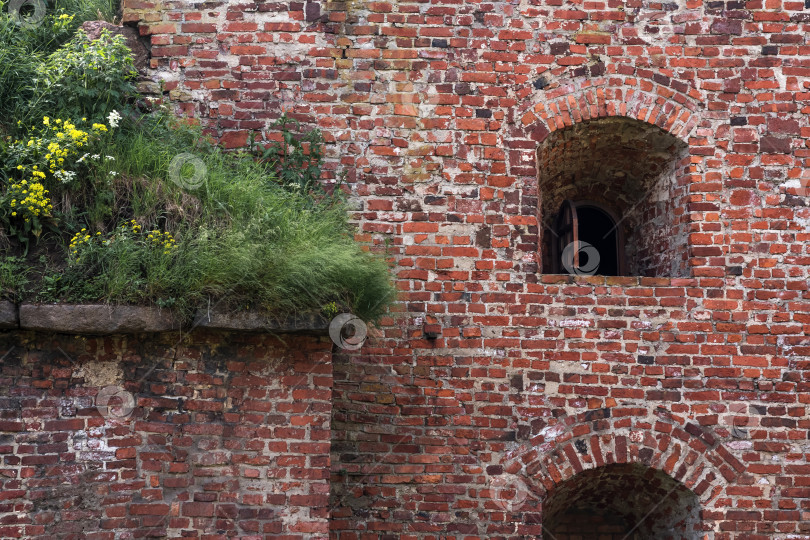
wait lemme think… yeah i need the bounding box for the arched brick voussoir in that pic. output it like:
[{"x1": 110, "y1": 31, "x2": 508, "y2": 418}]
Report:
[
  {"x1": 512, "y1": 410, "x2": 746, "y2": 508},
  {"x1": 509, "y1": 75, "x2": 704, "y2": 150}
]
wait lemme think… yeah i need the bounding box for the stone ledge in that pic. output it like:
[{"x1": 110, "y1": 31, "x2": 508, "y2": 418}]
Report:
[
  {"x1": 19, "y1": 304, "x2": 181, "y2": 334},
  {"x1": 10, "y1": 304, "x2": 328, "y2": 335},
  {"x1": 192, "y1": 310, "x2": 329, "y2": 334},
  {"x1": 537, "y1": 274, "x2": 703, "y2": 287}
]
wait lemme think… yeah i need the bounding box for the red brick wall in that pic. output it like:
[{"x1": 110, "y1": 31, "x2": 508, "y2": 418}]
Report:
[
  {"x1": 0, "y1": 330, "x2": 332, "y2": 539},
  {"x1": 332, "y1": 277, "x2": 809, "y2": 538},
  {"x1": 116, "y1": 0, "x2": 810, "y2": 537}
]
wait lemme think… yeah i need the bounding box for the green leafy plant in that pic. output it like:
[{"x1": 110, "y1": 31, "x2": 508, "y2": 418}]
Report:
[
  {"x1": 0, "y1": 0, "x2": 118, "y2": 128},
  {"x1": 155, "y1": 296, "x2": 176, "y2": 308},
  {"x1": 0, "y1": 9, "x2": 75, "y2": 125},
  {"x1": 253, "y1": 114, "x2": 325, "y2": 197},
  {"x1": 34, "y1": 29, "x2": 137, "y2": 120},
  {"x1": 322, "y1": 301, "x2": 339, "y2": 319},
  {"x1": 37, "y1": 272, "x2": 65, "y2": 302}
]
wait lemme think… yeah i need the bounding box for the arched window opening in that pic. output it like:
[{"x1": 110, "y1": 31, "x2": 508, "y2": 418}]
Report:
[
  {"x1": 551, "y1": 200, "x2": 625, "y2": 276},
  {"x1": 542, "y1": 463, "x2": 702, "y2": 540},
  {"x1": 538, "y1": 117, "x2": 690, "y2": 277}
]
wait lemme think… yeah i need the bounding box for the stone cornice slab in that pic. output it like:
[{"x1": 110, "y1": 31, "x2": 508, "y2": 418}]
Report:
[
  {"x1": 6, "y1": 303, "x2": 328, "y2": 335},
  {"x1": 19, "y1": 304, "x2": 181, "y2": 334},
  {"x1": 192, "y1": 310, "x2": 329, "y2": 334}
]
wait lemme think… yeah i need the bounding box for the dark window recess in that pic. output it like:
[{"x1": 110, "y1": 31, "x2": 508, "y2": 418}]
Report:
[{"x1": 551, "y1": 200, "x2": 626, "y2": 276}]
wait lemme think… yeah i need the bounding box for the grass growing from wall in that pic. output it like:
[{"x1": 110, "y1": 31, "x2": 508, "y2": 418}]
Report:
[
  {"x1": 53, "y1": 112, "x2": 395, "y2": 321},
  {"x1": 0, "y1": 0, "x2": 396, "y2": 322}
]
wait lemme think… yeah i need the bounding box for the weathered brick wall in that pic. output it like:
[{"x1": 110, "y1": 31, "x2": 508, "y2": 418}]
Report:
[
  {"x1": 115, "y1": 0, "x2": 810, "y2": 537},
  {"x1": 0, "y1": 330, "x2": 332, "y2": 539},
  {"x1": 332, "y1": 277, "x2": 809, "y2": 538}
]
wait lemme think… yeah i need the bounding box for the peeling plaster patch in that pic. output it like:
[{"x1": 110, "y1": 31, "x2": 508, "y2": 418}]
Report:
[
  {"x1": 727, "y1": 440, "x2": 753, "y2": 450},
  {"x1": 80, "y1": 360, "x2": 123, "y2": 387},
  {"x1": 781, "y1": 178, "x2": 805, "y2": 191},
  {"x1": 538, "y1": 423, "x2": 568, "y2": 443},
  {"x1": 477, "y1": 347, "x2": 507, "y2": 358},
  {"x1": 794, "y1": 213, "x2": 810, "y2": 231},
  {"x1": 503, "y1": 445, "x2": 528, "y2": 462},
  {"x1": 558, "y1": 319, "x2": 592, "y2": 328},
  {"x1": 73, "y1": 428, "x2": 117, "y2": 462}
]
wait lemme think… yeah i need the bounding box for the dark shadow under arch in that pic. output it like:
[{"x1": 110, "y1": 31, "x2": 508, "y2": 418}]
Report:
[
  {"x1": 537, "y1": 116, "x2": 691, "y2": 277},
  {"x1": 543, "y1": 463, "x2": 702, "y2": 540}
]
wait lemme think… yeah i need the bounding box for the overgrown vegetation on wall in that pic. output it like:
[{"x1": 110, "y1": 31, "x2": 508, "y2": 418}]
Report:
[{"x1": 0, "y1": 0, "x2": 395, "y2": 321}]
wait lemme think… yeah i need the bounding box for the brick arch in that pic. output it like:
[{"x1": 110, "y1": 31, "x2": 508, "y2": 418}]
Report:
[
  {"x1": 502, "y1": 408, "x2": 745, "y2": 508},
  {"x1": 505, "y1": 73, "x2": 708, "y2": 277},
  {"x1": 512, "y1": 74, "x2": 704, "y2": 147}
]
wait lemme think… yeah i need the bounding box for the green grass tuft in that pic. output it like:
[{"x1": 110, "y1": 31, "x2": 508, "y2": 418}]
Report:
[
  {"x1": 0, "y1": 0, "x2": 396, "y2": 323},
  {"x1": 38, "y1": 112, "x2": 396, "y2": 322}
]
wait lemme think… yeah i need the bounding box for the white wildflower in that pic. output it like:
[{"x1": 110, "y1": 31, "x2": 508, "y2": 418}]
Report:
[
  {"x1": 53, "y1": 170, "x2": 77, "y2": 184},
  {"x1": 107, "y1": 110, "x2": 121, "y2": 129},
  {"x1": 105, "y1": 156, "x2": 115, "y2": 161}
]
